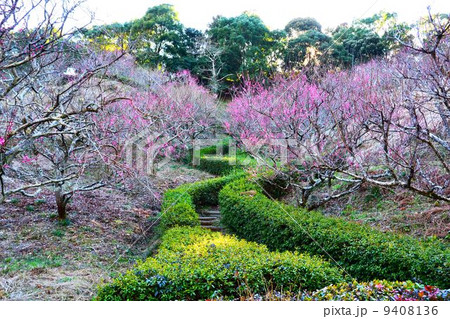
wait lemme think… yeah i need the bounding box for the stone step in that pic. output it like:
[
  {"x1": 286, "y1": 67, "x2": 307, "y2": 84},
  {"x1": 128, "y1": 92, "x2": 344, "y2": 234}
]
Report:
[
  {"x1": 200, "y1": 219, "x2": 216, "y2": 226},
  {"x1": 202, "y1": 225, "x2": 223, "y2": 232},
  {"x1": 203, "y1": 210, "x2": 220, "y2": 215},
  {"x1": 203, "y1": 213, "x2": 221, "y2": 217},
  {"x1": 203, "y1": 216, "x2": 221, "y2": 220},
  {"x1": 199, "y1": 216, "x2": 218, "y2": 221}
]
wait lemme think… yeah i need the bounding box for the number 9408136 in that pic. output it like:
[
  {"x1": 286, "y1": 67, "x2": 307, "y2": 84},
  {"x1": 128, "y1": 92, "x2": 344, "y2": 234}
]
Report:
[{"x1": 384, "y1": 306, "x2": 438, "y2": 316}]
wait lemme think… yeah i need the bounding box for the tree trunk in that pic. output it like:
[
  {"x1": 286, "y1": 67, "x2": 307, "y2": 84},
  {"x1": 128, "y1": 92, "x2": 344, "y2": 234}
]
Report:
[
  {"x1": 55, "y1": 188, "x2": 67, "y2": 220},
  {"x1": 435, "y1": 101, "x2": 450, "y2": 138}
]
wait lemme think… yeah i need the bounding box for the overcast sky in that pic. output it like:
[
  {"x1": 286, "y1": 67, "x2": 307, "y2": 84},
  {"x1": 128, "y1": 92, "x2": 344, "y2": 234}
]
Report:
[{"x1": 82, "y1": 0, "x2": 449, "y2": 30}]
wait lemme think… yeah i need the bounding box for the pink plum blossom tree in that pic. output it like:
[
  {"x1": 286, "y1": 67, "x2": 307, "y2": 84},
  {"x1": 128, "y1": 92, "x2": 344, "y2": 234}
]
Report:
[
  {"x1": 226, "y1": 14, "x2": 449, "y2": 207},
  {"x1": 95, "y1": 70, "x2": 218, "y2": 177}
]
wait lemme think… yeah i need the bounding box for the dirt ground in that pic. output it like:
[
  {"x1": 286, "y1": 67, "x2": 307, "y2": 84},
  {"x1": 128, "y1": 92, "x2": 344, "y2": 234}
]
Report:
[
  {"x1": 0, "y1": 163, "x2": 212, "y2": 300},
  {"x1": 316, "y1": 185, "x2": 449, "y2": 240}
]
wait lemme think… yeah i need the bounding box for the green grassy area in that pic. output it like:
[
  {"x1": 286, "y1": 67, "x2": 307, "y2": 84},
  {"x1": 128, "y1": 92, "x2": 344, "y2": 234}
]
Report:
[{"x1": 1, "y1": 255, "x2": 63, "y2": 274}]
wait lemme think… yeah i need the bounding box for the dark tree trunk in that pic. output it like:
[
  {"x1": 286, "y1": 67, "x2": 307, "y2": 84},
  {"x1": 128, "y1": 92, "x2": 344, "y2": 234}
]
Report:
[{"x1": 55, "y1": 189, "x2": 67, "y2": 220}]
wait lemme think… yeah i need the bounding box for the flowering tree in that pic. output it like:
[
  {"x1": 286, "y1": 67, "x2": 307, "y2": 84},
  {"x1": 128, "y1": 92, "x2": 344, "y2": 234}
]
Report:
[
  {"x1": 0, "y1": 0, "x2": 125, "y2": 219},
  {"x1": 226, "y1": 15, "x2": 449, "y2": 207},
  {"x1": 95, "y1": 70, "x2": 218, "y2": 177},
  {"x1": 226, "y1": 75, "x2": 342, "y2": 207}
]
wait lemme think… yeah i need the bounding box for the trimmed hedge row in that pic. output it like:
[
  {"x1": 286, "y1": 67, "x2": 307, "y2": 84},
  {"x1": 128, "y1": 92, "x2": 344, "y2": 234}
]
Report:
[
  {"x1": 184, "y1": 141, "x2": 231, "y2": 164},
  {"x1": 194, "y1": 155, "x2": 243, "y2": 176},
  {"x1": 190, "y1": 151, "x2": 255, "y2": 176},
  {"x1": 219, "y1": 178, "x2": 450, "y2": 288},
  {"x1": 96, "y1": 226, "x2": 346, "y2": 300},
  {"x1": 185, "y1": 141, "x2": 256, "y2": 176},
  {"x1": 158, "y1": 173, "x2": 245, "y2": 232}
]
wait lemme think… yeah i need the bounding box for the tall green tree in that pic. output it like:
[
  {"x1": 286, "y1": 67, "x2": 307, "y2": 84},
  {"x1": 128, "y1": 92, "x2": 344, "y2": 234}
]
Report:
[
  {"x1": 207, "y1": 13, "x2": 282, "y2": 88},
  {"x1": 81, "y1": 22, "x2": 132, "y2": 51},
  {"x1": 83, "y1": 4, "x2": 204, "y2": 73},
  {"x1": 283, "y1": 18, "x2": 331, "y2": 69},
  {"x1": 330, "y1": 24, "x2": 386, "y2": 66},
  {"x1": 285, "y1": 17, "x2": 322, "y2": 36},
  {"x1": 358, "y1": 11, "x2": 412, "y2": 51},
  {"x1": 129, "y1": 4, "x2": 185, "y2": 70},
  {"x1": 328, "y1": 12, "x2": 410, "y2": 67}
]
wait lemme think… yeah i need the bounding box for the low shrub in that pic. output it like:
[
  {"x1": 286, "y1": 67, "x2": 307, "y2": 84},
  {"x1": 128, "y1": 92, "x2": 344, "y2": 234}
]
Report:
[
  {"x1": 184, "y1": 140, "x2": 231, "y2": 164},
  {"x1": 96, "y1": 226, "x2": 346, "y2": 300},
  {"x1": 159, "y1": 199, "x2": 199, "y2": 231},
  {"x1": 219, "y1": 178, "x2": 450, "y2": 288},
  {"x1": 194, "y1": 155, "x2": 241, "y2": 176},
  {"x1": 158, "y1": 173, "x2": 246, "y2": 232},
  {"x1": 302, "y1": 280, "x2": 450, "y2": 301},
  {"x1": 159, "y1": 188, "x2": 199, "y2": 233},
  {"x1": 192, "y1": 152, "x2": 255, "y2": 176},
  {"x1": 185, "y1": 142, "x2": 255, "y2": 176}
]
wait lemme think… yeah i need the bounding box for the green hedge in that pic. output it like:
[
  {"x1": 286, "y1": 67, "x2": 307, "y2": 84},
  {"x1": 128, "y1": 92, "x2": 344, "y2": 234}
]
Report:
[
  {"x1": 159, "y1": 191, "x2": 199, "y2": 231},
  {"x1": 96, "y1": 226, "x2": 346, "y2": 300},
  {"x1": 158, "y1": 173, "x2": 246, "y2": 232},
  {"x1": 219, "y1": 178, "x2": 450, "y2": 288},
  {"x1": 185, "y1": 142, "x2": 255, "y2": 176},
  {"x1": 184, "y1": 140, "x2": 231, "y2": 164},
  {"x1": 194, "y1": 155, "x2": 241, "y2": 176},
  {"x1": 191, "y1": 153, "x2": 254, "y2": 176}
]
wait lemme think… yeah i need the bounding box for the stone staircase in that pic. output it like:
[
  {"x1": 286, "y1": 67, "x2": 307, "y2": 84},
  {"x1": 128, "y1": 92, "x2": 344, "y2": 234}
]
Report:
[{"x1": 199, "y1": 207, "x2": 223, "y2": 232}]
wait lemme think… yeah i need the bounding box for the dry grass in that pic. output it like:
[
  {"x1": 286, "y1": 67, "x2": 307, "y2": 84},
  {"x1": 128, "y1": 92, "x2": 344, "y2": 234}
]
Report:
[
  {"x1": 316, "y1": 186, "x2": 450, "y2": 240},
  {"x1": 0, "y1": 162, "x2": 213, "y2": 300}
]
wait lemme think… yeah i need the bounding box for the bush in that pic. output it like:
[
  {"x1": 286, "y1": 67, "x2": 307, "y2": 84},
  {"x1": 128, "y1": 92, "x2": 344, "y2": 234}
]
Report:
[
  {"x1": 191, "y1": 152, "x2": 254, "y2": 176},
  {"x1": 219, "y1": 178, "x2": 450, "y2": 288},
  {"x1": 185, "y1": 142, "x2": 255, "y2": 176},
  {"x1": 159, "y1": 200, "x2": 199, "y2": 231},
  {"x1": 195, "y1": 155, "x2": 241, "y2": 176},
  {"x1": 158, "y1": 173, "x2": 246, "y2": 232},
  {"x1": 96, "y1": 227, "x2": 346, "y2": 300},
  {"x1": 302, "y1": 280, "x2": 450, "y2": 301},
  {"x1": 184, "y1": 140, "x2": 231, "y2": 164}
]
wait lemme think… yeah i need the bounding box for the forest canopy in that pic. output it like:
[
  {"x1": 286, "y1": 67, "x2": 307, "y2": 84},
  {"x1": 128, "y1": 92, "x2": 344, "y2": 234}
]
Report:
[{"x1": 81, "y1": 4, "x2": 416, "y2": 95}]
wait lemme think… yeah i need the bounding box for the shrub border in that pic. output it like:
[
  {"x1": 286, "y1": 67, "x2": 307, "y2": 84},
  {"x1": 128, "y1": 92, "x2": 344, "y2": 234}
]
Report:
[
  {"x1": 219, "y1": 178, "x2": 450, "y2": 288},
  {"x1": 96, "y1": 226, "x2": 346, "y2": 300},
  {"x1": 158, "y1": 173, "x2": 246, "y2": 232}
]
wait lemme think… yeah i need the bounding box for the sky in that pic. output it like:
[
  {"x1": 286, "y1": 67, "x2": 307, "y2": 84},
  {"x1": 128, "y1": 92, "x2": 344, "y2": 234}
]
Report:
[{"x1": 82, "y1": 0, "x2": 449, "y2": 31}]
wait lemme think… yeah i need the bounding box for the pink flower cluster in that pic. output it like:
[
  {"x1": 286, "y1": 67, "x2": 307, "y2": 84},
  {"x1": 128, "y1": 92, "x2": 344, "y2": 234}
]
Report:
[
  {"x1": 226, "y1": 48, "x2": 450, "y2": 200},
  {"x1": 21, "y1": 155, "x2": 35, "y2": 164}
]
